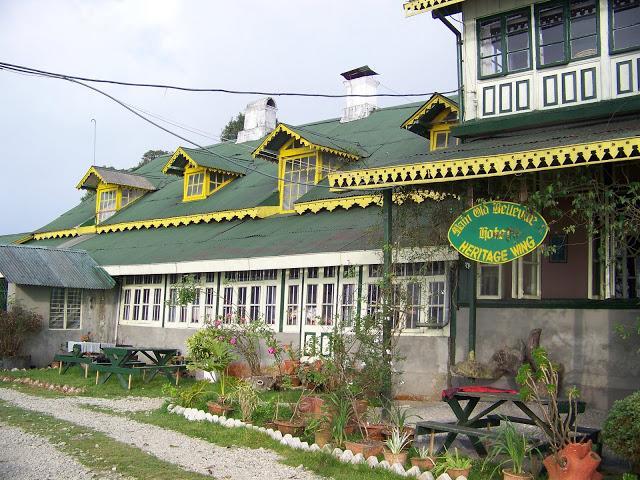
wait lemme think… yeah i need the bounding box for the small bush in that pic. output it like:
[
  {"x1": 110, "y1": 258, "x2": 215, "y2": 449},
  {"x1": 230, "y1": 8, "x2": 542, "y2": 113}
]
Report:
[
  {"x1": 603, "y1": 391, "x2": 640, "y2": 467},
  {"x1": 0, "y1": 303, "x2": 42, "y2": 357}
]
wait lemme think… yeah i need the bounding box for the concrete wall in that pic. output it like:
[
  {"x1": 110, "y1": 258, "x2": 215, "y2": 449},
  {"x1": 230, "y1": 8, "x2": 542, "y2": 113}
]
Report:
[
  {"x1": 10, "y1": 284, "x2": 119, "y2": 367},
  {"x1": 395, "y1": 335, "x2": 450, "y2": 400},
  {"x1": 455, "y1": 307, "x2": 640, "y2": 410}
]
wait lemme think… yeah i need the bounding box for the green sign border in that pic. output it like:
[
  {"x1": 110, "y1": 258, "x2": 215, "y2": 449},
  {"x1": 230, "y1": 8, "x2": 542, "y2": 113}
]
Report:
[{"x1": 447, "y1": 201, "x2": 549, "y2": 265}]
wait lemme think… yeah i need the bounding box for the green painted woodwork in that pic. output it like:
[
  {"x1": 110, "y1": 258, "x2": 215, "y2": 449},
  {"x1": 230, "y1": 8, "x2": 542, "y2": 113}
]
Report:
[{"x1": 448, "y1": 201, "x2": 549, "y2": 264}]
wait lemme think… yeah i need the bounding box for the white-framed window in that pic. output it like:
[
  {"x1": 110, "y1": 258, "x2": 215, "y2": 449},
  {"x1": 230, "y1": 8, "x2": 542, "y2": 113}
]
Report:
[
  {"x1": 477, "y1": 264, "x2": 503, "y2": 299},
  {"x1": 287, "y1": 284, "x2": 299, "y2": 326},
  {"x1": 186, "y1": 172, "x2": 205, "y2": 198},
  {"x1": 222, "y1": 286, "x2": 234, "y2": 322},
  {"x1": 302, "y1": 266, "x2": 338, "y2": 326},
  {"x1": 168, "y1": 288, "x2": 177, "y2": 322},
  {"x1": 191, "y1": 288, "x2": 201, "y2": 324},
  {"x1": 121, "y1": 188, "x2": 144, "y2": 208},
  {"x1": 512, "y1": 250, "x2": 542, "y2": 299},
  {"x1": 121, "y1": 275, "x2": 164, "y2": 324},
  {"x1": 204, "y1": 287, "x2": 216, "y2": 322},
  {"x1": 265, "y1": 285, "x2": 277, "y2": 325},
  {"x1": 305, "y1": 284, "x2": 318, "y2": 324},
  {"x1": 321, "y1": 283, "x2": 335, "y2": 325},
  {"x1": 97, "y1": 189, "x2": 117, "y2": 223},
  {"x1": 49, "y1": 288, "x2": 82, "y2": 329},
  {"x1": 340, "y1": 283, "x2": 356, "y2": 327},
  {"x1": 282, "y1": 155, "x2": 316, "y2": 211}
]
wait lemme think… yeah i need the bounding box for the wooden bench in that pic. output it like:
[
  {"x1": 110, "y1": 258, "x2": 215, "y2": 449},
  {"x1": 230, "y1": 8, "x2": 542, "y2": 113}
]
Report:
[
  {"x1": 136, "y1": 364, "x2": 187, "y2": 384},
  {"x1": 487, "y1": 414, "x2": 602, "y2": 455},
  {"x1": 91, "y1": 363, "x2": 142, "y2": 390},
  {"x1": 54, "y1": 345, "x2": 93, "y2": 377}
]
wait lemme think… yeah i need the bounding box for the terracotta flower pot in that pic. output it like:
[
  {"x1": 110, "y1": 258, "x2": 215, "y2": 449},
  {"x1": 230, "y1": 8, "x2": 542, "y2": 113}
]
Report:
[
  {"x1": 411, "y1": 457, "x2": 435, "y2": 471},
  {"x1": 362, "y1": 423, "x2": 386, "y2": 441},
  {"x1": 344, "y1": 440, "x2": 384, "y2": 458},
  {"x1": 503, "y1": 469, "x2": 534, "y2": 480},
  {"x1": 273, "y1": 420, "x2": 305, "y2": 437},
  {"x1": 315, "y1": 429, "x2": 332, "y2": 447},
  {"x1": 289, "y1": 375, "x2": 302, "y2": 387},
  {"x1": 447, "y1": 467, "x2": 472, "y2": 478},
  {"x1": 207, "y1": 401, "x2": 233, "y2": 416},
  {"x1": 282, "y1": 360, "x2": 299, "y2": 375},
  {"x1": 543, "y1": 442, "x2": 602, "y2": 480},
  {"x1": 383, "y1": 449, "x2": 408, "y2": 465}
]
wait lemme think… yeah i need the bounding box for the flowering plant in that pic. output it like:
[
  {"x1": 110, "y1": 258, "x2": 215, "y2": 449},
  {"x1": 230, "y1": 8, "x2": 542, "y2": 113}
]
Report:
[{"x1": 205, "y1": 317, "x2": 280, "y2": 376}]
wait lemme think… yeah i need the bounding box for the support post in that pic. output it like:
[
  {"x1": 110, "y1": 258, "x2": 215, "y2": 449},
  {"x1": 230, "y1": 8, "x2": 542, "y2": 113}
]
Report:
[
  {"x1": 469, "y1": 261, "x2": 477, "y2": 357},
  {"x1": 382, "y1": 188, "x2": 393, "y2": 415}
]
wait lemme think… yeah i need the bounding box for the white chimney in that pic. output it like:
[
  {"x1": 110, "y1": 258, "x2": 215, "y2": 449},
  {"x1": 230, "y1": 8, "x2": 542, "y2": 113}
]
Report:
[
  {"x1": 340, "y1": 66, "x2": 379, "y2": 123},
  {"x1": 236, "y1": 97, "x2": 277, "y2": 143}
]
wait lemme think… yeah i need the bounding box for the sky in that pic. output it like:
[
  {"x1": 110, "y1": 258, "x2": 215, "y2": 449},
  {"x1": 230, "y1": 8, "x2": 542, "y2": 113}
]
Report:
[{"x1": 0, "y1": 0, "x2": 458, "y2": 236}]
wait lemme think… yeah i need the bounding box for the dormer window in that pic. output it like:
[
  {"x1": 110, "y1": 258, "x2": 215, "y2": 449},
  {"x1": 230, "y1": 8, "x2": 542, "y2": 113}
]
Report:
[
  {"x1": 77, "y1": 166, "x2": 157, "y2": 224},
  {"x1": 163, "y1": 147, "x2": 242, "y2": 202},
  {"x1": 430, "y1": 125, "x2": 459, "y2": 151},
  {"x1": 401, "y1": 94, "x2": 460, "y2": 150}
]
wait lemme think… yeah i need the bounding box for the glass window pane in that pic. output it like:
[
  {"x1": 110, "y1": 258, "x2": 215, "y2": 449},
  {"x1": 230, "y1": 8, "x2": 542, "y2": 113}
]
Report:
[
  {"x1": 49, "y1": 288, "x2": 65, "y2": 329},
  {"x1": 479, "y1": 265, "x2": 500, "y2": 297},
  {"x1": 66, "y1": 289, "x2": 82, "y2": 329},
  {"x1": 540, "y1": 43, "x2": 566, "y2": 65},
  {"x1": 508, "y1": 50, "x2": 530, "y2": 71},
  {"x1": 539, "y1": 5, "x2": 566, "y2": 65}
]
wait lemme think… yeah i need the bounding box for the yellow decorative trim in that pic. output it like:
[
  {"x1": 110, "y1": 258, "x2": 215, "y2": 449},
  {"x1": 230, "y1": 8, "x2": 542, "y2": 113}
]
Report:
[
  {"x1": 96, "y1": 206, "x2": 280, "y2": 234},
  {"x1": 252, "y1": 124, "x2": 361, "y2": 161},
  {"x1": 293, "y1": 191, "x2": 446, "y2": 214},
  {"x1": 403, "y1": 0, "x2": 465, "y2": 17},
  {"x1": 162, "y1": 147, "x2": 198, "y2": 174},
  {"x1": 401, "y1": 94, "x2": 459, "y2": 130},
  {"x1": 76, "y1": 166, "x2": 106, "y2": 190},
  {"x1": 33, "y1": 225, "x2": 97, "y2": 241},
  {"x1": 13, "y1": 234, "x2": 34, "y2": 245},
  {"x1": 329, "y1": 136, "x2": 640, "y2": 191}
]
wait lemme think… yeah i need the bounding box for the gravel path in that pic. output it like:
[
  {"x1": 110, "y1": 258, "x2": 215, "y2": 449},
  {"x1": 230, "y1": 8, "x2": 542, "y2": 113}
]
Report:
[
  {"x1": 0, "y1": 422, "x2": 106, "y2": 480},
  {"x1": 68, "y1": 395, "x2": 164, "y2": 413},
  {"x1": 0, "y1": 388, "x2": 322, "y2": 480}
]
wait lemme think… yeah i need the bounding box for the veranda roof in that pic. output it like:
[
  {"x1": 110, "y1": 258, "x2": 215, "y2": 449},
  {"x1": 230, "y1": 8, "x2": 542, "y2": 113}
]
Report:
[{"x1": 0, "y1": 244, "x2": 115, "y2": 289}]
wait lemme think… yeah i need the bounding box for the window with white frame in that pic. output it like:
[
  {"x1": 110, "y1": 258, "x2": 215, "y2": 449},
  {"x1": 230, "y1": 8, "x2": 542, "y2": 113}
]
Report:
[
  {"x1": 340, "y1": 283, "x2": 356, "y2": 327},
  {"x1": 282, "y1": 155, "x2": 316, "y2": 211},
  {"x1": 303, "y1": 266, "x2": 337, "y2": 326},
  {"x1": 49, "y1": 288, "x2": 82, "y2": 329},
  {"x1": 287, "y1": 285, "x2": 299, "y2": 325},
  {"x1": 265, "y1": 285, "x2": 277, "y2": 325},
  {"x1": 321, "y1": 284, "x2": 335, "y2": 325},
  {"x1": 97, "y1": 189, "x2": 117, "y2": 223},
  {"x1": 477, "y1": 264, "x2": 503, "y2": 299},
  {"x1": 190, "y1": 288, "x2": 201, "y2": 324},
  {"x1": 222, "y1": 286, "x2": 234, "y2": 322},
  {"x1": 305, "y1": 284, "x2": 318, "y2": 324},
  {"x1": 249, "y1": 286, "x2": 260, "y2": 320},
  {"x1": 121, "y1": 275, "x2": 163, "y2": 323},
  {"x1": 204, "y1": 287, "x2": 216, "y2": 322},
  {"x1": 121, "y1": 188, "x2": 144, "y2": 208},
  {"x1": 512, "y1": 250, "x2": 542, "y2": 299},
  {"x1": 168, "y1": 288, "x2": 177, "y2": 322}
]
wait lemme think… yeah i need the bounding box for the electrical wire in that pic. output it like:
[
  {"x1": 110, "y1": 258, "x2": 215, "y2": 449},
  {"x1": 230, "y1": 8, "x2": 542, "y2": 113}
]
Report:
[
  {"x1": 0, "y1": 60, "x2": 458, "y2": 98},
  {"x1": 0, "y1": 64, "x2": 333, "y2": 189}
]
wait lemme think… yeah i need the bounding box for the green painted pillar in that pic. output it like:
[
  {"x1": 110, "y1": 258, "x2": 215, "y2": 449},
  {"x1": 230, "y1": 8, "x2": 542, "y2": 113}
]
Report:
[
  {"x1": 382, "y1": 188, "x2": 393, "y2": 413},
  {"x1": 469, "y1": 261, "x2": 477, "y2": 357}
]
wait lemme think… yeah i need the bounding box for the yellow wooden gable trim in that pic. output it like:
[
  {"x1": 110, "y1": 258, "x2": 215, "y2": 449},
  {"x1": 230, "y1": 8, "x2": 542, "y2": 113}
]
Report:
[
  {"x1": 293, "y1": 191, "x2": 447, "y2": 214},
  {"x1": 329, "y1": 136, "x2": 640, "y2": 191},
  {"x1": 403, "y1": 0, "x2": 465, "y2": 17},
  {"x1": 401, "y1": 94, "x2": 459, "y2": 130},
  {"x1": 76, "y1": 166, "x2": 107, "y2": 190},
  {"x1": 13, "y1": 234, "x2": 35, "y2": 245},
  {"x1": 162, "y1": 147, "x2": 198, "y2": 174},
  {"x1": 252, "y1": 124, "x2": 361, "y2": 161},
  {"x1": 33, "y1": 225, "x2": 97, "y2": 241}
]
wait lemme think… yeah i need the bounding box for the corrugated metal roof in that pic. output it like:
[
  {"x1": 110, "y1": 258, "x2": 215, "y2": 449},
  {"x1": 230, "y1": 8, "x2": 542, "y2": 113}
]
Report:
[
  {"x1": 81, "y1": 166, "x2": 158, "y2": 191},
  {"x1": 0, "y1": 245, "x2": 115, "y2": 289}
]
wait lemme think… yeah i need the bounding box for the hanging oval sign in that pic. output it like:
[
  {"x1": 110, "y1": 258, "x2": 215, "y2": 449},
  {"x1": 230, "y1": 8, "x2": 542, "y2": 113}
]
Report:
[{"x1": 448, "y1": 201, "x2": 549, "y2": 264}]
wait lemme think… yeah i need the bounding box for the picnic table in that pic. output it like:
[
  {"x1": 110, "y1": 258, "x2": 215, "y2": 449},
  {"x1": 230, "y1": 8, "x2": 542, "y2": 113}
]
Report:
[
  {"x1": 54, "y1": 344, "x2": 93, "y2": 378},
  {"x1": 415, "y1": 390, "x2": 601, "y2": 456},
  {"x1": 91, "y1": 346, "x2": 185, "y2": 390}
]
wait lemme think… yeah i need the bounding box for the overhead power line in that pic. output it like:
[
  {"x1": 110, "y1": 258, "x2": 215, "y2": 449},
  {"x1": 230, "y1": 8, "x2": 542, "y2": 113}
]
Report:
[{"x1": 0, "y1": 60, "x2": 457, "y2": 98}]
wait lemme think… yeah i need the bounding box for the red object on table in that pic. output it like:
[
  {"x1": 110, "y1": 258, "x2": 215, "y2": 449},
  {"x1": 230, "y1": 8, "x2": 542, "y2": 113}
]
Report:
[{"x1": 441, "y1": 386, "x2": 518, "y2": 400}]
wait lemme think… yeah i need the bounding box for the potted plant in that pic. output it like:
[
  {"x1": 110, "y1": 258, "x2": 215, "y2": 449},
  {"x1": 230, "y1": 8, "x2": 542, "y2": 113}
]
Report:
[
  {"x1": 273, "y1": 390, "x2": 306, "y2": 436},
  {"x1": 344, "y1": 437, "x2": 385, "y2": 458},
  {"x1": 385, "y1": 403, "x2": 420, "y2": 440},
  {"x1": 360, "y1": 407, "x2": 387, "y2": 441},
  {"x1": 282, "y1": 343, "x2": 301, "y2": 375},
  {"x1": 186, "y1": 328, "x2": 236, "y2": 416},
  {"x1": 0, "y1": 302, "x2": 42, "y2": 370},
  {"x1": 232, "y1": 379, "x2": 259, "y2": 422},
  {"x1": 434, "y1": 448, "x2": 473, "y2": 479},
  {"x1": 305, "y1": 416, "x2": 332, "y2": 447},
  {"x1": 410, "y1": 443, "x2": 436, "y2": 471},
  {"x1": 517, "y1": 347, "x2": 602, "y2": 480},
  {"x1": 383, "y1": 427, "x2": 412, "y2": 465},
  {"x1": 483, "y1": 421, "x2": 536, "y2": 480}
]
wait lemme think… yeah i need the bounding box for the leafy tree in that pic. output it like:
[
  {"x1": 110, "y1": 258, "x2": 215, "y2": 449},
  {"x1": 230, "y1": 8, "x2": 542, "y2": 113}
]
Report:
[
  {"x1": 220, "y1": 113, "x2": 245, "y2": 142},
  {"x1": 135, "y1": 149, "x2": 170, "y2": 169}
]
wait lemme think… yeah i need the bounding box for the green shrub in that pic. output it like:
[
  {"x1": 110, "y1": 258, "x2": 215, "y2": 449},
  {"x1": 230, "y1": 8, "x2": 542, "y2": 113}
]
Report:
[
  {"x1": 0, "y1": 303, "x2": 42, "y2": 357},
  {"x1": 603, "y1": 391, "x2": 640, "y2": 467}
]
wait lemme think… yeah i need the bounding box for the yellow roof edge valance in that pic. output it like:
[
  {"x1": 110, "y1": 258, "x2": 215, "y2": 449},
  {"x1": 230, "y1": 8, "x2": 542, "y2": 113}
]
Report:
[
  {"x1": 252, "y1": 124, "x2": 361, "y2": 161},
  {"x1": 161, "y1": 147, "x2": 197, "y2": 174},
  {"x1": 293, "y1": 191, "x2": 447, "y2": 214},
  {"x1": 31, "y1": 206, "x2": 281, "y2": 240},
  {"x1": 329, "y1": 136, "x2": 640, "y2": 191},
  {"x1": 401, "y1": 94, "x2": 459, "y2": 129},
  {"x1": 403, "y1": 0, "x2": 465, "y2": 16}
]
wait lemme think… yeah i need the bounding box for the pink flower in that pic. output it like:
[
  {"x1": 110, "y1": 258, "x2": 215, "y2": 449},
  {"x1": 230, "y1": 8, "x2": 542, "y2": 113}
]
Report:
[
  {"x1": 214, "y1": 320, "x2": 221, "y2": 327},
  {"x1": 230, "y1": 337, "x2": 237, "y2": 345},
  {"x1": 268, "y1": 347, "x2": 275, "y2": 355}
]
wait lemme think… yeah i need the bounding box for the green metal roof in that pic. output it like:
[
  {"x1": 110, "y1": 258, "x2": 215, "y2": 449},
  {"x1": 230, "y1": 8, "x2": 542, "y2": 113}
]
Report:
[
  {"x1": 0, "y1": 244, "x2": 114, "y2": 289},
  {"x1": 54, "y1": 207, "x2": 385, "y2": 267},
  {"x1": 0, "y1": 233, "x2": 28, "y2": 245}
]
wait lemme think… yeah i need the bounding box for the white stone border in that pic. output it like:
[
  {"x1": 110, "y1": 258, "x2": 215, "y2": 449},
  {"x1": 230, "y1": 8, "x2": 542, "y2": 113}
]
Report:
[{"x1": 166, "y1": 404, "x2": 468, "y2": 480}]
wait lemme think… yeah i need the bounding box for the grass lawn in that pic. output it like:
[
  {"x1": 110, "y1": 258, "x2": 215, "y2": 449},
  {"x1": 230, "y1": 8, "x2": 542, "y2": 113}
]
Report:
[{"x1": 0, "y1": 400, "x2": 210, "y2": 480}]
